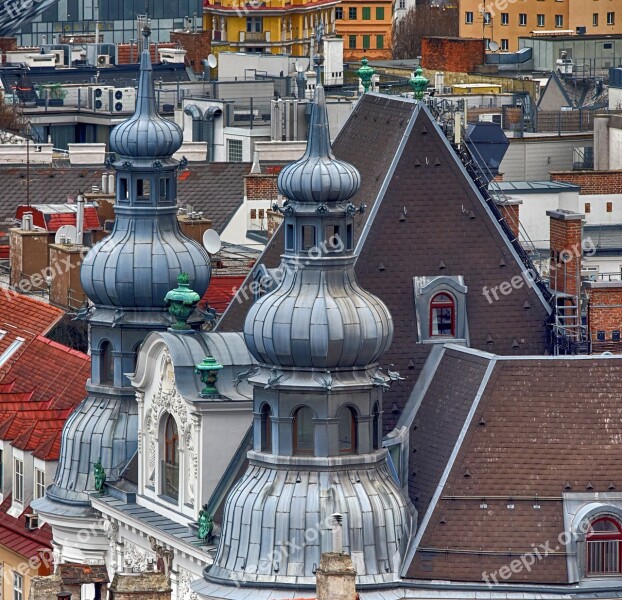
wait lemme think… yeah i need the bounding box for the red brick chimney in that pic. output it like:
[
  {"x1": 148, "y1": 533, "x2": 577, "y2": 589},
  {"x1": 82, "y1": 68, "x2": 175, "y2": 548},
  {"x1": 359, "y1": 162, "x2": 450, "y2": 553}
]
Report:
[
  {"x1": 585, "y1": 281, "x2": 622, "y2": 353},
  {"x1": 546, "y1": 209, "x2": 584, "y2": 298},
  {"x1": 495, "y1": 197, "x2": 521, "y2": 240}
]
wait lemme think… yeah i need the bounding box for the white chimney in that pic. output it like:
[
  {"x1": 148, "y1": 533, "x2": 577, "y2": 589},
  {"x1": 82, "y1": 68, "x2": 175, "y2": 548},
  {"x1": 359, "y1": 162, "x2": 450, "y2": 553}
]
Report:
[
  {"x1": 108, "y1": 173, "x2": 115, "y2": 195},
  {"x1": 21, "y1": 212, "x2": 32, "y2": 231},
  {"x1": 331, "y1": 513, "x2": 343, "y2": 554},
  {"x1": 76, "y1": 194, "x2": 85, "y2": 246},
  {"x1": 101, "y1": 173, "x2": 108, "y2": 194}
]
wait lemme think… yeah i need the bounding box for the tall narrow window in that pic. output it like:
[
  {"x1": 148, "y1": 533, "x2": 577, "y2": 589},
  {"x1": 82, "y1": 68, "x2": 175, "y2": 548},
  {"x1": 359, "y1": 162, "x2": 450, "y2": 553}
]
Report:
[
  {"x1": 372, "y1": 403, "x2": 380, "y2": 450},
  {"x1": 163, "y1": 414, "x2": 179, "y2": 500},
  {"x1": 293, "y1": 407, "x2": 314, "y2": 455},
  {"x1": 260, "y1": 404, "x2": 272, "y2": 452},
  {"x1": 13, "y1": 459, "x2": 23, "y2": 503},
  {"x1": 13, "y1": 572, "x2": 23, "y2": 600},
  {"x1": 34, "y1": 468, "x2": 45, "y2": 500},
  {"x1": 429, "y1": 293, "x2": 455, "y2": 337},
  {"x1": 100, "y1": 341, "x2": 114, "y2": 384},
  {"x1": 337, "y1": 406, "x2": 357, "y2": 454},
  {"x1": 587, "y1": 517, "x2": 622, "y2": 574},
  {"x1": 0, "y1": 448, "x2": 3, "y2": 492}
]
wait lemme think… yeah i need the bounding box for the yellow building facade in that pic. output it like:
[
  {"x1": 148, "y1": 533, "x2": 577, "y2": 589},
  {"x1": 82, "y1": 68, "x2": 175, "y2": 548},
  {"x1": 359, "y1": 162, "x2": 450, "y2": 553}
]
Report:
[
  {"x1": 459, "y1": 0, "x2": 622, "y2": 53},
  {"x1": 335, "y1": 0, "x2": 394, "y2": 61},
  {"x1": 203, "y1": 0, "x2": 340, "y2": 57}
]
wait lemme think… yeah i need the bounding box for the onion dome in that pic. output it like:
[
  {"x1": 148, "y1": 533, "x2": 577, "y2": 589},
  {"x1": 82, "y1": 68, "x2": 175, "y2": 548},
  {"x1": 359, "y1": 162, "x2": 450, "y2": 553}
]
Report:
[
  {"x1": 109, "y1": 28, "x2": 183, "y2": 159},
  {"x1": 244, "y1": 262, "x2": 393, "y2": 368},
  {"x1": 277, "y1": 84, "x2": 360, "y2": 203}
]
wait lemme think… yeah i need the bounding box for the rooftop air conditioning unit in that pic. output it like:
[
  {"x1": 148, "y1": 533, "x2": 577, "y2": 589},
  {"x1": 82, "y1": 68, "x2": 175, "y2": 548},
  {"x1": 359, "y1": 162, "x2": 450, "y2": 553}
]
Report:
[
  {"x1": 581, "y1": 266, "x2": 599, "y2": 281},
  {"x1": 97, "y1": 54, "x2": 110, "y2": 67},
  {"x1": 90, "y1": 86, "x2": 113, "y2": 111},
  {"x1": 479, "y1": 113, "x2": 503, "y2": 126},
  {"x1": 113, "y1": 87, "x2": 136, "y2": 112}
]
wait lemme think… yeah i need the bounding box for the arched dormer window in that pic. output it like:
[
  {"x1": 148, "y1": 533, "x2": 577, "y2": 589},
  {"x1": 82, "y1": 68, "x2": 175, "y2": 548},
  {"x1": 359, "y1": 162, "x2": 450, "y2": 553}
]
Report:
[
  {"x1": 100, "y1": 341, "x2": 114, "y2": 384},
  {"x1": 337, "y1": 406, "x2": 357, "y2": 454},
  {"x1": 163, "y1": 414, "x2": 179, "y2": 501},
  {"x1": 429, "y1": 292, "x2": 455, "y2": 337},
  {"x1": 372, "y1": 402, "x2": 380, "y2": 451},
  {"x1": 260, "y1": 404, "x2": 272, "y2": 452},
  {"x1": 293, "y1": 407, "x2": 314, "y2": 455},
  {"x1": 587, "y1": 516, "x2": 622, "y2": 575}
]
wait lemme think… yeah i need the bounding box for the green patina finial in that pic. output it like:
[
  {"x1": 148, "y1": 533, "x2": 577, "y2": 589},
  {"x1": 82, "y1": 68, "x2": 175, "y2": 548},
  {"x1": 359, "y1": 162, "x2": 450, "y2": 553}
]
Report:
[
  {"x1": 357, "y1": 56, "x2": 375, "y2": 94},
  {"x1": 164, "y1": 272, "x2": 200, "y2": 331},
  {"x1": 195, "y1": 356, "x2": 224, "y2": 397},
  {"x1": 409, "y1": 66, "x2": 429, "y2": 101},
  {"x1": 93, "y1": 458, "x2": 106, "y2": 493},
  {"x1": 197, "y1": 504, "x2": 214, "y2": 543}
]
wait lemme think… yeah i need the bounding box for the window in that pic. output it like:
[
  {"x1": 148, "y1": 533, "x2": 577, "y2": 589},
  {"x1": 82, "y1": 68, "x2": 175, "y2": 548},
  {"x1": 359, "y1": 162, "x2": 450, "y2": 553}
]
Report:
[
  {"x1": 607, "y1": 12, "x2": 615, "y2": 25},
  {"x1": 13, "y1": 459, "x2": 23, "y2": 503},
  {"x1": 348, "y1": 6, "x2": 357, "y2": 19},
  {"x1": 376, "y1": 35, "x2": 384, "y2": 49},
  {"x1": 335, "y1": 6, "x2": 343, "y2": 19},
  {"x1": 13, "y1": 572, "x2": 22, "y2": 600},
  {"x1": 593, "y1": 13, "x2": 599, "y2": 26},
  {"x1": 159, "y1": 177, "x2": 170, "y2": 201},
  {"x1": 0, "y1": 338, "x2": 24, "y2": 368},
  {"x1": 501, "y1": 12, "x2": 508, "y2": 25},
  {"x1": 286, "y1": 223, "x2": 295, "y2": 251},
  {"x1": 537, "y1": 14, "x2": 545, "y2": 27},
  {"x1": 376, "y1": 6, "x2": 384, "y2": 19},
  {"x1": 337, "y1": 406, "x2": 357, "y2": 453},
  {"x1": 555, "y1": 14, "x2": 564, "y2": 27},
  {"x1": 519, "y1": 13, "x2": 527, "y2": 26},
  {"x1": 260, "y1": 405, "x2": 272, "y2": 452},
  {"x1": 227, "y1": 139, "x2": 243, "y2": 162},
  {"x1": 362, "y1": 6, "x2": 370, "y2": 19},
  {"x1": 398, "y1": 0, "x2": 405, "y2": 9},
  {"x1": 372, "y1": 403, "x2": 380, "y2": 450},
  {"x1": 585, "y1": 202, "x2": 591, "y2": 213},
  {"x1": 163, "y1": 414, "x2": 179, "y2": 500},
  {"x1": 119, "y1": 177, "x2": 128, "y2": 199},
  {"x1": 465, "y1": 11, "x2": 473, "y2": 24},
  {"x1": 346, "y1": 224, "x2": 353, "y2": 250},
  {"x1": 34, "y1": 468, "x2": 45, "y2": 500},
  {"x1": 293, "y1": 407, "x2": 314, "y2": 455},
  {"x1": 607, "y1": 202, "x2": 613, "y2": 213},
  {"x1": 136, "y1": 178, "x2": 150, "y2": 200},
  {"x1": 246, "y1": 16, "x2": 262, "y2": 32},
  {"x1": 483, "y1": 11, "x2": 491, "y2": 24},
  {"x1": 100, "y1": 340, "x2": 113, "y2": 384},
  {"x1": 301, "y1": 225, "x2": 316, "y2": 250},
  {"x1": 587, "y1": 517, "x2": 622, "y2": 574},
  {"x1": 348, "y1": 34, "x2": 356, "y2": 49},
  {"x1": 501, "y1": 39, "x2": 509, "y2": 50},
  {"x1": 363, "y1": 35, "x2": 370, "y2": 49},
  {"x1": 429, "y1": 292, "x2": 455, "y2": 337}
]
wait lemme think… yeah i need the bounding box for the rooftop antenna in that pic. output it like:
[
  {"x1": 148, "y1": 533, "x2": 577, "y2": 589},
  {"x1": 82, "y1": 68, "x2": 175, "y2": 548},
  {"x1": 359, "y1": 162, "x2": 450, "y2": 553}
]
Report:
[{"x1": 313, "y1": 20, "x2": 324, "y2": 85}]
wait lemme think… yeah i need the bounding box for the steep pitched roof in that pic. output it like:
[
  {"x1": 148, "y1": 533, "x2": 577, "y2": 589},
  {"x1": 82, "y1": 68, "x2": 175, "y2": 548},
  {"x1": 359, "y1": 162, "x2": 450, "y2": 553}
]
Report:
[
  {"x1": 0, "y1": 494, "x2": 52, "y2": 559},
  {"x1": 218, "y1": 94, "x2": 551, "y2": 431},
  {"x1": 404, "y1": 347, "x2": 622, "y2": 585}
]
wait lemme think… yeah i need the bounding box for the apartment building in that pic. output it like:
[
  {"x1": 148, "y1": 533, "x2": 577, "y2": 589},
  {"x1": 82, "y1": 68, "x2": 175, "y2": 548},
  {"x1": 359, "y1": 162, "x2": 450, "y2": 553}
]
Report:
[{"x1": 335, "y1": 0, "x2": 394, "y2": 60}]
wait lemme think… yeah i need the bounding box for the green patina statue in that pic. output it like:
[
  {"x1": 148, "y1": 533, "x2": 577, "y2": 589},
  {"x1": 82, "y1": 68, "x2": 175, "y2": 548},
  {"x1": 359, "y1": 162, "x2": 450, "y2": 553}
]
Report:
[
  {"x1": 197, "y1": 504, "x2": 214, "y2": 543},
  {"x1": 164, "y1": 272, "x2": 201, "y2": 331},
  {"x1": 195, "y1": 356, "x2": 224, "y2": 398},
  {"x1": 93, "y1": 458, "x2": 106, "y2": 493}
]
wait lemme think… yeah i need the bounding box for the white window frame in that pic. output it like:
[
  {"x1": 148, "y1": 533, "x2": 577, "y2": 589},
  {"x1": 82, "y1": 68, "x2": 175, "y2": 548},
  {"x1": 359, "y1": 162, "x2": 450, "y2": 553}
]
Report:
[
  {"x1": 34, "y1": 468, "x2": 45, "y2": 500},
  {"x1": 465, "y1": 11, "x2": 473, "y2": 24},
  {"x1": 519, "y1": 13, "x2": 527, "y2": 26},
  {"x1": 607, "y1": 12, "x2": 615, "y2": 25},
  {"x1": 555, "y1": 14, "x2": 564, "y2": 27},
  {"x1": 13, "y1": 572, "x2": 22, "y2": 600},
  {"x1": 537, "y1": 14, "x2": 545, "y2": 27},
  {"x1": 0, "y1": 338, "x2": 24, "y2": 368},
  {"x1": 13, "y1": 459, "x2": 23, "y2": 504}
]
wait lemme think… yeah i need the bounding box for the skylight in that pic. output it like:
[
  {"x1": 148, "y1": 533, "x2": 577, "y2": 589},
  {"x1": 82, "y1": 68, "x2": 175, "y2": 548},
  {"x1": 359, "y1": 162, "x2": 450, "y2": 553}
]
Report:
[{"x1": 0, "y1": 337, "x2": 25, "y2": 368}]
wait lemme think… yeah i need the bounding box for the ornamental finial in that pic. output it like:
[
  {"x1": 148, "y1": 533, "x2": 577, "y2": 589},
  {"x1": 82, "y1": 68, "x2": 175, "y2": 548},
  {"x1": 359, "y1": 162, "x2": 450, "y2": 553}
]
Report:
[
  {"x1": 164, "y1": 272, "x2": 200, "y2": 330},
  {"x1": 409, "y1": 66, "x2": 429, "y2": 101},
  {"x1": 357, "y1": 56, "x2": 375, "y2": 94}
]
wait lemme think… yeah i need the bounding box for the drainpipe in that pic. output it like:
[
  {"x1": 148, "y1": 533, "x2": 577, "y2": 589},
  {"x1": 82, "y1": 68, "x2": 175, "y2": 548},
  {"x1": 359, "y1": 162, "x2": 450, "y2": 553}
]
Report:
[{"x1": 184, "y1": 103, "x2": 203, "y2": 142}]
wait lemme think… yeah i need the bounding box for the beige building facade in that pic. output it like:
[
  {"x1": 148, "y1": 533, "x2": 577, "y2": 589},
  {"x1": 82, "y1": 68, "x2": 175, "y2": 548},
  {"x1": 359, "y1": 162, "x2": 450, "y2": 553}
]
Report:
[{"x1": 459, "y1": 0, "x2": 622, "y2": 53}]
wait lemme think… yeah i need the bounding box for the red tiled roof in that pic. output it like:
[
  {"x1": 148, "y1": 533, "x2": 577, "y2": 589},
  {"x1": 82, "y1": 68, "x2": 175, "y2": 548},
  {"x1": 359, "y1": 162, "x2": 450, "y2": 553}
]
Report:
[
  {"x1": 32, "y1": 430, "x2": 62, "y2": 461},
  {"x1": 0, "y1": 494, "x2": 52, "y2": 560},
  {"x1": 200, "y1": 275, "x2": 246, "y2": 314},
  {"x1": 2, "y1": 335, "x2": 90, "y2": 409},
  {"x1": 15, "y1": 204, "x2": 100, "y2": 233}
]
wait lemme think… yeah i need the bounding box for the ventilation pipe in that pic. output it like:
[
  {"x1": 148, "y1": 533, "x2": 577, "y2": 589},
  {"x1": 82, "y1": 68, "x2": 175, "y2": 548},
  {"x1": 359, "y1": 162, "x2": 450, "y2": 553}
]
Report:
[
  {"x1": 76, "y1": 193, "x2": 85, "y2": 246},
  {"x1": 184, "y1": 104, "x2": 203, "y2": 142},
  {"x1": 101, "y1": 173, "x2": 108, "y2": 194},
  {"x1": 331, "y1": 513, "x2": 343, "y2": 553},
  {"x1": 204, "y1": 105, "x2": 223, "y2": 163},
  {"x1": 108, "y1": 173, "x2": 115, "y2": 194},
  {"x1": 21, "y1": 212, "x2": 33, "y2": 231}
]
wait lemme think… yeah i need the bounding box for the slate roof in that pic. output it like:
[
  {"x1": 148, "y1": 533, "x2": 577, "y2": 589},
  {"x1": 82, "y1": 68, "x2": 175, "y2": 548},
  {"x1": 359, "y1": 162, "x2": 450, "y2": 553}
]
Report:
[
  {"x1": 404, "y1": 346, "x2": 622, "y2": 585},
  {"x1": 540, "y1": 71, "x2": 608, "y2": 110},
  {"x1": 0, "y1": 162, "x2": 250, "y2": 233},
  {"x1": 218, "y1": 94, "x2": 551, "y2": 432}
]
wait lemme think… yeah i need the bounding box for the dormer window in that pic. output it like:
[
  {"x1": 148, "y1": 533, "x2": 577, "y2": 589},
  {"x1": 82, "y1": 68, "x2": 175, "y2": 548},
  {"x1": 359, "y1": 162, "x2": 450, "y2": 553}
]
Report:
[
  {"x1": 163, "y1": 414, "x2": 179, "y2": 501},
  {"x1": 430, "y1": 293, "x2": 455, "y2": 337},
  {"x1": 587, "y1": 517, "x2": 622, "y2": 575}
]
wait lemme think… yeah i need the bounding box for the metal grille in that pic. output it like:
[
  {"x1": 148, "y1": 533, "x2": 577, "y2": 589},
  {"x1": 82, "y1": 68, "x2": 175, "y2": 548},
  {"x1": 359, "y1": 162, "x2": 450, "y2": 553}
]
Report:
[
  {"x1": 227, "y1": 139, "x2": 243, "y2": 163},
  {"x1": 588, "y1": 540, "x2": 620, "y2": 574}
]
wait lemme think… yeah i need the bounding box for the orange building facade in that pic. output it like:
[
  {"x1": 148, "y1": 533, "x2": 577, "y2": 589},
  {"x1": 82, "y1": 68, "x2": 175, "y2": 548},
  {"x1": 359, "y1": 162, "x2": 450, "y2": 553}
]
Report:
[{"x1": 335, "y1": 0, "x2": 394, "y2": 61}]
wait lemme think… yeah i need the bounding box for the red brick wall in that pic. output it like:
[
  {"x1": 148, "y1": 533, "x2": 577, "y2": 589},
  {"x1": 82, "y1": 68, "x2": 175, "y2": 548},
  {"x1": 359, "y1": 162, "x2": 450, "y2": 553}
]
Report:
[
  {"x1": 421, "y1": 37, "x2": 485, "y2": 73},
  {"x1": 498, "y1": 203, "x2": 519, "y2": 239},
  {"x1": 550, "y1": 170, "x2": 622, "y2": 195},
  {"x1": 117, "y1": 42, "x2": 177, "y2": 64},
  {"x1": 587, "y1": 287, "x2": 622, "y2": 353},
  {"x1": 549, "y1": 215, "x2": 582, "y2": 297},
  {"x1": 170, "y1": 31, "x2": 212, "y2": 73},
  {"x1": 245, "y1": 174, "x2": 278, "y2": 201}
]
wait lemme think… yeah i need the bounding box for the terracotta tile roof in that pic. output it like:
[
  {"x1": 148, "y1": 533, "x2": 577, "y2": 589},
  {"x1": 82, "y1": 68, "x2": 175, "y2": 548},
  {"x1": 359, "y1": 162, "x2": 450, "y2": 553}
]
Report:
[
  {"x1": 200, "y1": 275, "x2": 246, "y2": 314},
  {"x1": 15, "y1": 204, "x2": 100, "y2": 232},
  {"x1": 218, "y1": 95, "x2": 551, "y2": 432},
  {"x1": 32, "y1": 430, "x2": 62, "y2": 461},
  {"x1": 406, "y1": 350, "x2": 622, "y2": 584},
  {"x1": 0, "y1": 494, "x2": 52, "y2": 560},
  {"x1": 1, "y1": 335, "x2": 90, "y2": 408}
]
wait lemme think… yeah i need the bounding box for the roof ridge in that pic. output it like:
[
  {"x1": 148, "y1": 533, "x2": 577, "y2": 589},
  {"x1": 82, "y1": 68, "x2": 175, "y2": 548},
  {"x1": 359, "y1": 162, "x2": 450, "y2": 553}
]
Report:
[{"x1": 34, "y1": 335, "x2": 90, "y2": 360}]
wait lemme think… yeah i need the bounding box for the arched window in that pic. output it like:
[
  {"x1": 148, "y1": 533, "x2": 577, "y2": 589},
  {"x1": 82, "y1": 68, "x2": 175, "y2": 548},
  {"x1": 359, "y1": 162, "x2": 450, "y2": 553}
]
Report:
[
  {"x1": 260, "y1": 404, "x2": 272, "y2": 452},
  {"x1": 163, "y1": 414, "x2": 179, "y2": 500},
  {"x1": 100, "y1": 341, "x2": 114, "y2": 384},
  {"x1": 132, "y1": 342, "x2": 142, "y2": 372},
  {"x1": 372, "y1": 403, "x2": 380, "y2": 451},
  {"x1": 337, "y1": 406, "x2": 357, "y2": 454},
  {"x1": 293, "y1": 407, "x2": 314, "y2": 455},
  {"x1": 429, "y1": 293, "x2": 455, "y2": 337},
  {"x1": 587, "y1": 517, "x2": 622, "y2": 575}
]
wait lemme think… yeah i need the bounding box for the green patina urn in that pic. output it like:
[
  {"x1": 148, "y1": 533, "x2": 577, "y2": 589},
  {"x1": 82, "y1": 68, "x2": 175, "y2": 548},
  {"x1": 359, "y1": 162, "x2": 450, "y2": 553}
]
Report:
[
  {"x1": 195, "y1": 356, "x2": 223, "y2": 397},
  {"x1": 409, "y1": 66, "x2": 429, "y2": 100},
  {"x1": 164, "y1": 273, "x2": 200, "y2": 331},
  {"x1": 357, "y1": 56, "x2": 375, "y2": 94}
]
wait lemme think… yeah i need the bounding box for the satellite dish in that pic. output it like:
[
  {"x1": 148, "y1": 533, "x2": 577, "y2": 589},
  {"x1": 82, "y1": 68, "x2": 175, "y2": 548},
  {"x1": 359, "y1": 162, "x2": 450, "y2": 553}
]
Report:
[
  {"x1": 295, "y1": 60, "x2": 307, "y2": 73},
  {"x1": 203, "y1": 229, "x2": 222, "y2": 255},
  {"x1": 488, "y1": 40, "x2": 500, "y2": 52},
  {"x1": 207, "y1": 54, "x2": 218, "y2": 69},
  {"x1": 55, "y1": 225, "x2": 78, "y2": 245}
]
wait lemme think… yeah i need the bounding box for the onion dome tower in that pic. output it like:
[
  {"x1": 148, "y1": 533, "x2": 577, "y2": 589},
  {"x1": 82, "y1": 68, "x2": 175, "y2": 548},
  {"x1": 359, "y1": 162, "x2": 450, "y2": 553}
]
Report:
[
  {"x1": 199, "y1": 56, "x2": 413, "y2": 597},
  {"x1": 32, "y1": 27, "x2": 210, "y2": 566}
]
